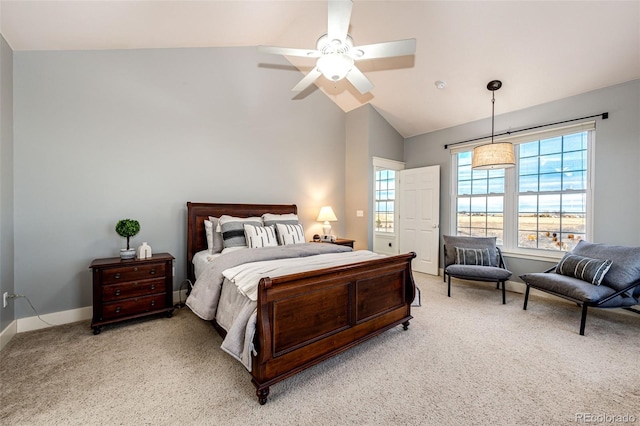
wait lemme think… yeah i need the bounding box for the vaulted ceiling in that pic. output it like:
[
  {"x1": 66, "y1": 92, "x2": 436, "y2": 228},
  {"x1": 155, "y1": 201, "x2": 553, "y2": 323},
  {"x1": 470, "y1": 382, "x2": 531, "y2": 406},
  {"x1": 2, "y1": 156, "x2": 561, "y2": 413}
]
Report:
[{"x1": 2, "y1": 1, "x2": 638, "y2": 138}]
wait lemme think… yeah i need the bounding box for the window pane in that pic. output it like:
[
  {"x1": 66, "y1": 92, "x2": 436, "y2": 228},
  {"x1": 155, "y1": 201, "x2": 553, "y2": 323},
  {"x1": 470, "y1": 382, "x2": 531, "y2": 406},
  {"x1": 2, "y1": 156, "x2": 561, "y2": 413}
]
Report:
[
  {"x1": 540, "y1": 137, "x2": 562, "y2": 155},
  {"x1": 520, "y1": 156, "x2": 539, "y2": 175},
  {"x1": 520, "y1": 141, "x2": 539, "y2": 158},
  {"x1": 539, "y1": 154, "x2": 561, "y2": 174},
  {"x1": 520, "y1": 174, "x2": 539, "y2": 193},
  {"x1": 515, "y1": 131, "x2": 589, "y2": 251},
  {"x1": 472, "y1": 178, "x2": 488, "y2": 195},
  {"x1": 540, "y1": 173, "x2": 562, "y2": 192},
  {"x1": 458, "y1": 180, "x2": 472, "y2": 195},
  {"x1": 375, "y1": 169, "x2": 396, "y2": 233}
]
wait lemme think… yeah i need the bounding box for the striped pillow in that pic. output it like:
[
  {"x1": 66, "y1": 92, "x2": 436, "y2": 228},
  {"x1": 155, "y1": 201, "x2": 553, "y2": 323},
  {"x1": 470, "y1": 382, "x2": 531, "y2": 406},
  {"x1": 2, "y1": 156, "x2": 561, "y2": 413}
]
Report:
[
  {"x1": 454, "y1": 247, "x2": 492, "y2": 266},
  {"x1": 243, "y1": 224, "x2": 278, "y2": 248},
  {"x1": 556, "y1": 253, "x2": 612, "y2": 286},
  {"x1": 276, "y1": 223, "x2": 305, "y2": 245},
  {"x1": 217, "y1": 215, "x2": 263, "y2": 248}
]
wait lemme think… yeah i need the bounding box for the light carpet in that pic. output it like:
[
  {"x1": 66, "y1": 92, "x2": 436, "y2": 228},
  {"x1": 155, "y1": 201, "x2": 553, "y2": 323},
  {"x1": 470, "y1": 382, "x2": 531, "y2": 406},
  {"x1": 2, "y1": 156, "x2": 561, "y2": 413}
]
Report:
[{"x1": 1, "y1": 273, "x2": 639, "y2": 426}]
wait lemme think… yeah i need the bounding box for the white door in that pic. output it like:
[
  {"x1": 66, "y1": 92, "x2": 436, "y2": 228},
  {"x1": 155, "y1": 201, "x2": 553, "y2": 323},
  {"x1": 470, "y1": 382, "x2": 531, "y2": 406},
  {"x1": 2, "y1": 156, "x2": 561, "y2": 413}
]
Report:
[{"x1": 399, "y1": 166, "x2": 440, "y2": 275}]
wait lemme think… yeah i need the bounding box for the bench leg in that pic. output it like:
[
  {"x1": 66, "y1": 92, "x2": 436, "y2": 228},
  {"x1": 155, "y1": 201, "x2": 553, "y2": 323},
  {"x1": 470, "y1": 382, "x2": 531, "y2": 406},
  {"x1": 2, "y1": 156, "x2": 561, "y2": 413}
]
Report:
[
  {"x1": 579, "y1": 304, "x2": 588, "y2": 336},
  {"x1": 523, "y1": 285, "x2": 530, "y2": 310}
]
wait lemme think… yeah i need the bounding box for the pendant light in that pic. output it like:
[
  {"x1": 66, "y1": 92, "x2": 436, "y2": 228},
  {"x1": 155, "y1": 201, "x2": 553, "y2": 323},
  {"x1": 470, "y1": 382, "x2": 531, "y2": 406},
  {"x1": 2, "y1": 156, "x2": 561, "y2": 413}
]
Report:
[{"x1": 472, "y1": 80, "x2": 515, "y2": 170}]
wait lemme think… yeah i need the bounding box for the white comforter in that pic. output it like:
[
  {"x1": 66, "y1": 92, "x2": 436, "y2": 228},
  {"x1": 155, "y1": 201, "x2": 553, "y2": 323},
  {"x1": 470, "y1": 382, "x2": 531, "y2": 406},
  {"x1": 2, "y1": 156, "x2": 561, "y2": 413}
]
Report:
[
  {"x1": 223, "y1": 250, "x2": 384, "y2": 302},
  {"x1": 185, "y1": 244, "x2": 385, "y2": 371}
]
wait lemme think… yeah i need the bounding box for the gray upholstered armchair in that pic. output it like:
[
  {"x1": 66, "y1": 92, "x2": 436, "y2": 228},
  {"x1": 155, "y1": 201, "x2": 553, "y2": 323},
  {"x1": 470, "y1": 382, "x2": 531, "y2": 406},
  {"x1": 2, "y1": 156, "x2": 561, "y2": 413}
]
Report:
[
  {"x1": 443, "y1": 235, "x2": 513, "y2": 304},
  {"x1": 520, "y1": 240, "x2": 640, "y2": 335}
]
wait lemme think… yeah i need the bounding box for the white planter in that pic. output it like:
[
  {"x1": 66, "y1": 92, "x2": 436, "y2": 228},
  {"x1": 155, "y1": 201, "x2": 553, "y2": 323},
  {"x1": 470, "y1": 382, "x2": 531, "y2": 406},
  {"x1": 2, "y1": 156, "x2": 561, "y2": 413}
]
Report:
[{"x1": 120, "y1": 248, "x2": 136, "y2": 260}]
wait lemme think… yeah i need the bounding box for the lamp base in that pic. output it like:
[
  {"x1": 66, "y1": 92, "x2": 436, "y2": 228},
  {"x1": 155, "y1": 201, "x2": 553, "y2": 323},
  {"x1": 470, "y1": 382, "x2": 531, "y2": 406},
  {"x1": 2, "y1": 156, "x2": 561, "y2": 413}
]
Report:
[{"x1": 322, "y1": 222, "x2": 332, "y2": 236}]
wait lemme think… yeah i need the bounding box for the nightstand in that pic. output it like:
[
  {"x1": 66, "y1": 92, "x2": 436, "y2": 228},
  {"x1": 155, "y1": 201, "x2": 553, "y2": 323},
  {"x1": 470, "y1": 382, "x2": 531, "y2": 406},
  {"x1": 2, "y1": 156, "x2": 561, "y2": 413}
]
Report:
[
  {"x1": 311, "y1": 238, "x2": 355, "y2": 248},
  {"x1": 90, "y1": 253, "x2": 174, "y2": 334},
  {"x1": 333, "y1": 238, "x2": 355, "y2": 248}
]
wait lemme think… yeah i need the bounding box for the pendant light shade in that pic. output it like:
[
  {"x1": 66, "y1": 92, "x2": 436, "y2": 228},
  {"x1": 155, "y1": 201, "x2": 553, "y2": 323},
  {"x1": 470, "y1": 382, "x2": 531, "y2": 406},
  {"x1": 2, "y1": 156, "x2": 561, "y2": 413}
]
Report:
[
  {"x1": 472, "y1": 80, "x2": 515, "y2": 170},
  {"x1": 472, "y1": 142, "x2": 515, "y2": 170}
]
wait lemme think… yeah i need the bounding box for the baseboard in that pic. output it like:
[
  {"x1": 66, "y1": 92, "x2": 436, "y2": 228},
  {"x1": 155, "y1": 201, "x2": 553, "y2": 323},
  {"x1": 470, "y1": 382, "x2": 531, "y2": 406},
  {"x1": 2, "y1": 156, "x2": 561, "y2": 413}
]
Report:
[
  {"x1": 11, "y1": 289, "x2": 190, "y2": 335},
  {"x1": 17, "y1": 306, "x2": 94, "y2": 333},
  {"x1": 0, "y1": 320, "x2": 17, "y2": 351}
]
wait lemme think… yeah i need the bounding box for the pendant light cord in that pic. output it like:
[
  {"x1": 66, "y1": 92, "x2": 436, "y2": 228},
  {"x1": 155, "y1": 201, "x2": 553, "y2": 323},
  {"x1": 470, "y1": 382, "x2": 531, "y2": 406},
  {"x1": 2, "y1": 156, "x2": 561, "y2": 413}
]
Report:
[{"x1": 490, "y1": 91, "x2": 495, "y2": 144}]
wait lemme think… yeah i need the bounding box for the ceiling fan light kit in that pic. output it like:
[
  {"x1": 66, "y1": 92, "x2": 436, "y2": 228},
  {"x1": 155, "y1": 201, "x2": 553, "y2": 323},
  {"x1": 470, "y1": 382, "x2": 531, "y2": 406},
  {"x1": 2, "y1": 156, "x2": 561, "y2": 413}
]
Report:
[
  {"x1": 472, "y1": 80, "x2": 516, "y2": 170},
  {"x1": 258, "y1": 0, "x2": 416, "y2": 95}
]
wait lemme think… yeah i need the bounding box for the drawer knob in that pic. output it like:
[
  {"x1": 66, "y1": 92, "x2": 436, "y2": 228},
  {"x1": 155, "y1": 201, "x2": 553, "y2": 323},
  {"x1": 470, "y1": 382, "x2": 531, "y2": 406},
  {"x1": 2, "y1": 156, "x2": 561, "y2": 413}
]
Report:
[
  {"x1": 115, "y1": 306, "x2": 121, "y2": 313},
  {"x1": 150, "y1": 269, "x2": 156, "y2": 275},
  {"x1": 150, "y1": 285, "x2": 155, "y2": 290},
  {"x1": 114, "y1": 273, "x2": 121, "y2": 279},
  {"x1": 115, "y1": 290, "x2": 121, "y2": 296},
  {"x1": 151, "y1": 300, "x2": 156, "y2": 307},
  {"x1": 134, "y1": 267, "x2": 138, "y2": 272}
]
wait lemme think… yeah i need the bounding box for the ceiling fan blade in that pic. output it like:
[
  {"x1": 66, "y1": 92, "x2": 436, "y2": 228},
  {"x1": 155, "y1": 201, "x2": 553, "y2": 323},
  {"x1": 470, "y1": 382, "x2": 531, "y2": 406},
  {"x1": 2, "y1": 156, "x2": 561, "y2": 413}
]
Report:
[
  {"x1": 292, "y1": 68, "x2": 322, "y2": 92},
  {"x1": 258, "y1": 45, "x2": 321, "y2": 58},
  {"x1": 352, "y1": 39, "x2": 417, "y2": 60},
  {"x1": 346, "y1": 66, "x2": 374, "y2": 94},
  {"x1": 327, "y1": 0, "x2": 353, "y2": 44}
]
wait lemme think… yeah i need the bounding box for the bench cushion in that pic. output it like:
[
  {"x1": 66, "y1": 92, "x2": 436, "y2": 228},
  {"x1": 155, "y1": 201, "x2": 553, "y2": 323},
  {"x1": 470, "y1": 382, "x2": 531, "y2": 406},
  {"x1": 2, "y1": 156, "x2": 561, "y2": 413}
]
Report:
[
  {"x1": 520, "y1": 272, "x2": 639, "y2": 307},
  {"x1": 446, "y1": 265, "x2": 512, "y2": 281}
]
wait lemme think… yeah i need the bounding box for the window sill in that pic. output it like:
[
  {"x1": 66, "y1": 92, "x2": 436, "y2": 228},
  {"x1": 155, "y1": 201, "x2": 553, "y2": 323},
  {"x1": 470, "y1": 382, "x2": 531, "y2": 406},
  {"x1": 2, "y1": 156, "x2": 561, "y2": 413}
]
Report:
[{"x1": 500, "y1": 249, "x2": 564, "y2": 263}]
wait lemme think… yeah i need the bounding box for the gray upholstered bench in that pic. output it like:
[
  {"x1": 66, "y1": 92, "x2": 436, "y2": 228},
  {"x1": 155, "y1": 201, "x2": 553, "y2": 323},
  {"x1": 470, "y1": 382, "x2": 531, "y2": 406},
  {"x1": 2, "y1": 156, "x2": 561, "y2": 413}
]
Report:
[{"x1": 521, "y1": 241, "x2": 640, "y2": 335}]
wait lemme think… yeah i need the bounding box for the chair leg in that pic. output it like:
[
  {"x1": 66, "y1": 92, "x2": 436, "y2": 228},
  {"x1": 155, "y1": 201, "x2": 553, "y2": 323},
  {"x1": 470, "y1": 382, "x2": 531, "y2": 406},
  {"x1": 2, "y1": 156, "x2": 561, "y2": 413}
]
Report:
[
  {"x1": 447, "y1": 274, "x2": 451, "y2": 297},
  {"x1": 500, "y1": 281, "x2": 506, "y2": 304},
  {"x1": 579, "y1": 304, "x2": 588, "y2": 336},
  {"x1": 523, "y1": 285, "x2": 530, "y2": 310}
]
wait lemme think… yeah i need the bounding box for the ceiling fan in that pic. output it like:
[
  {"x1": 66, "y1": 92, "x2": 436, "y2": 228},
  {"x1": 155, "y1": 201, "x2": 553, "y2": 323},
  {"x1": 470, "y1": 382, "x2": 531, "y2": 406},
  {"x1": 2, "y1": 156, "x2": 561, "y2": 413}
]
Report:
[{"x1": 258, "y1": 0, "x2": 416, "y2": 95}]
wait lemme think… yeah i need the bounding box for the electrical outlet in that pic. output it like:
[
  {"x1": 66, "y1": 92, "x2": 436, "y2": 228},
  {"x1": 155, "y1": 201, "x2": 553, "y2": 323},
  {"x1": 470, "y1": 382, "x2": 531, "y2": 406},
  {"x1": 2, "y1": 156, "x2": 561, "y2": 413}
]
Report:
[{"x1": 3, "y1": 292, "x2": 8, "y2": 308}]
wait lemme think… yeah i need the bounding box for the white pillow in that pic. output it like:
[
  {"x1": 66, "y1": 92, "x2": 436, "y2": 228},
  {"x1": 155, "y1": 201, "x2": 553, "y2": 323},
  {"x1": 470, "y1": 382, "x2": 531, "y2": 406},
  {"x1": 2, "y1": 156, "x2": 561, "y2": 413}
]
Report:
[
  {"x1": 276, "y1": 223, "x2": 306, "y2": 245},
  {"x1": 244, "y1": 224, "x2": 278, "y2": 248}
]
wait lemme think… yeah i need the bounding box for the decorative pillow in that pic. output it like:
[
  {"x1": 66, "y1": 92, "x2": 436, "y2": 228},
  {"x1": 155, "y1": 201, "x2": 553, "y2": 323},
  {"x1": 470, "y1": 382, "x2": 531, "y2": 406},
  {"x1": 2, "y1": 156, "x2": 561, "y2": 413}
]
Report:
[
  {"x1": 455, "y1": 247, "x2": 492, "y2": 266},
  {"x1": 276, "y1": 223, "x2": 305, "y2": 245},
  {"x1": 243, "y1": 224, "x2": 278, "y2": 249},
  {"x1": 204, "y1": 216, "x2": 223, "y2": 254},
  {"x1": 555, "y1": 252, "x2": 612, "y2": 286},
  {"x1": 217, "y1": 215, "x2": 263, "y2": 248}
]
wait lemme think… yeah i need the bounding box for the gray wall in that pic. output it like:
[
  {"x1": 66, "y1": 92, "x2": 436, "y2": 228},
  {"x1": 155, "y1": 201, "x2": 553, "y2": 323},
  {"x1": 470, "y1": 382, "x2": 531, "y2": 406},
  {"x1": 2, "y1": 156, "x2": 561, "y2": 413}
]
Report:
[
  {"x1": 0, "y1": 35, "x2": 14, "y2": 331},
  {"x1": 405, "y1": 79, "x2": 640, "y2": 279},
  {"x1": 13, "y1": 46, "x2": 346, "y2": 318},
  {"x1": 345, "y1": 104, "x2": 403, "y2": 250}
]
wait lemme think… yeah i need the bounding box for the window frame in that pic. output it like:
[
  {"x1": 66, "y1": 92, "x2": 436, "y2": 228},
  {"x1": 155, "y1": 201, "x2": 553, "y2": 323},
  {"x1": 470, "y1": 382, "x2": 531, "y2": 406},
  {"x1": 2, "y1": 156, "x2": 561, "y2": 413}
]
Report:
[{"x1": 450, "y1": 122, "x2": 595, "y2": 261}]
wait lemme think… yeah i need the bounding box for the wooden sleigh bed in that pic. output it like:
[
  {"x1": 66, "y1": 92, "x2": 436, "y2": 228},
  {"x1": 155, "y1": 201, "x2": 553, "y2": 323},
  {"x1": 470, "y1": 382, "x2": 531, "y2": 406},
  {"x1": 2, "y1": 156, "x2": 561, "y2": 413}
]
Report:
[{"x1": 186, "y1": 202, "x2": 416, "y2": 404}]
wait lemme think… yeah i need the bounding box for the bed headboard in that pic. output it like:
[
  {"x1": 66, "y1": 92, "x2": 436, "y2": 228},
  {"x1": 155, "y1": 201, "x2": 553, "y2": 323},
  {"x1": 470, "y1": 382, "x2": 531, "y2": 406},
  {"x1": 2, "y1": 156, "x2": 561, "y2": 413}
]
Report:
[{"x1": 186, "y1": 202, "x2": 298, "y2": 282}]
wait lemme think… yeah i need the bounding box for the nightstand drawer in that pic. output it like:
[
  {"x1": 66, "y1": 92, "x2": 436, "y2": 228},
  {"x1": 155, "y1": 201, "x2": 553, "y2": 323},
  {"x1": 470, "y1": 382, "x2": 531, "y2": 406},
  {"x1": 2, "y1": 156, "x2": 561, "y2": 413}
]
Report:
[
  {"x1": 102, "y1": 278, "x2": 165, "y2": 302},
  {"x1": 101, "y1": 263, "x2": 166, "y2": 284},
  {"x1": 102, "y1": 293, "x2": 167, "y2": 320}
]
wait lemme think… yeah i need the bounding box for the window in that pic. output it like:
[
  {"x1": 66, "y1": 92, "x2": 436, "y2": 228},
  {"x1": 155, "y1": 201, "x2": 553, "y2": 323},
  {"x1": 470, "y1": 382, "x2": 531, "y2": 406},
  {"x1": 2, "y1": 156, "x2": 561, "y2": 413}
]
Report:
[
  {"x1": 452, "y1": 124, "x2": 594, "y2": 257},
  {"x1": 455, "y1": 151, "x2": 505, "y2": 244},
  {"x1": 375, "y1": 169, "x2": 396, "y2": 233}
]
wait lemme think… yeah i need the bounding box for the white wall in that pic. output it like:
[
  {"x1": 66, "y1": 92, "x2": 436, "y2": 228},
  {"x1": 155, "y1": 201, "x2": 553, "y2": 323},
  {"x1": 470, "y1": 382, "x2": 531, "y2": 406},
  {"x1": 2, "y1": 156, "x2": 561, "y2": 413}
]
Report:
[
  {"x1": 13, "y1": 47, "x2": 346, "y2": 318},
  {"x1": 0, "y1": 34, "x2": 15, "y2": 334}
]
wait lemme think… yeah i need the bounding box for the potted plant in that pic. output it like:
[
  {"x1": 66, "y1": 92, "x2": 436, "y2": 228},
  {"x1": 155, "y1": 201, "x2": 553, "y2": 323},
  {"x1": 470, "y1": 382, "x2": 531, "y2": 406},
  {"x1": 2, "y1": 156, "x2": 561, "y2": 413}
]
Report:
[{"x1": 115, "y1": 219, "x2": 140, "y2": 259}]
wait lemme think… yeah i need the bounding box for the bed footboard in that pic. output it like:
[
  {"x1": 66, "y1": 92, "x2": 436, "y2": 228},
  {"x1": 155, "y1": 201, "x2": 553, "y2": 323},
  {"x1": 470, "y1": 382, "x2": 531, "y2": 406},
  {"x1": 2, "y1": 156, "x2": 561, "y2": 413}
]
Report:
[{"x1": 251, "y1": 252, "x2": 416, "y2": 404}]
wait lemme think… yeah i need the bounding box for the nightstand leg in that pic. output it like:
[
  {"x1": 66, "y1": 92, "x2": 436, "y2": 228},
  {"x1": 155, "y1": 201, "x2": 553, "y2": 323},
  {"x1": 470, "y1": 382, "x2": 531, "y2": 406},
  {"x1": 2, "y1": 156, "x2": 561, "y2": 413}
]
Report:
[{"x1": 92, "y1": 326, "x2": 101, "y2": 335}]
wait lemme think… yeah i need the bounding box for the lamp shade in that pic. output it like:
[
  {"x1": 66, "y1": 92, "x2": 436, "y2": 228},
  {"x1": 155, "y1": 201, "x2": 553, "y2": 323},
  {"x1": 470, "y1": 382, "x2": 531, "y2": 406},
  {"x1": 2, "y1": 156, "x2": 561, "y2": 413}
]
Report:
[
  {"x1": 317, "y1": 54, "x2": 354, "y2": 81},
  {"x1": 472, "y1": 142, "x2": 515, "y2": 170},
  {"x1": 317, "y1": 206, "x2": 338, "y2": 222}
]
